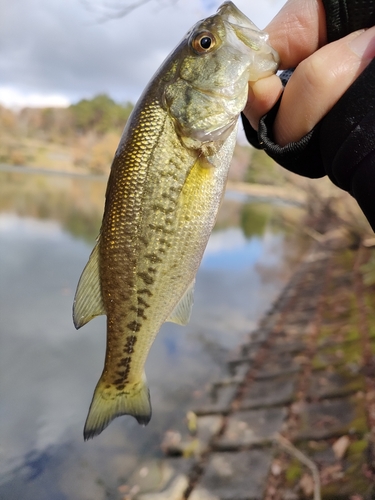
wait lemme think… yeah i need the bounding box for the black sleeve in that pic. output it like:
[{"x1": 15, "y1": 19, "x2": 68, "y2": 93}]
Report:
[
  {"x1": 241, "y1": 0, "x2": 375, "y2": 230},
  {"x1": 321, "y1": 0, "x2": 375, "y2": 42}
]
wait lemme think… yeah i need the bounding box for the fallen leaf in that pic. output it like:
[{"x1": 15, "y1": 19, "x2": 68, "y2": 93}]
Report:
[
  {"x1": 332, "y1": 435, "x2": 350, "y2": 460},
  {"x1": 320, "y1": 464, "x2": 343, "y2": 485},
  {"x1": 271, "y1": 460, "x2": 282, "y2": 476},
  {"x1": 299, "y1": 473, "x2": 314, "y2": 496}
]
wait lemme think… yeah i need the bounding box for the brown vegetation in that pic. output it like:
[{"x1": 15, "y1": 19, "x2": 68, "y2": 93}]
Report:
[{"x1": 0, "y1": 94, "x2": 133, "y2": 174}]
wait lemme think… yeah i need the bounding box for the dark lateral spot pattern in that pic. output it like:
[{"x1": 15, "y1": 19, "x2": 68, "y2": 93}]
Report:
[
  {"x1": 114, "y1": 357, "x2": 131, "y2": 385},
  {"x1": 159, "y1": 238, "x2": 171, "y2": 247},
  {"x1": 145, "y1": 253, "x2": 162, "y2": 264},
  {"x1": 138, "y1": 271, "x2": 154, "y2": 285},
  {"x1": 159, "y1": 171, "x2": 179, "y2": 182},
  {"x1": 124, "y1": 335, "x2": 137, "y2": 354},
  {"x1": 162, "y1": 192, "x2": 178, "y2": 203},
  {"x1": 127, "y1": 320, "x2": 142, "y2": 332},
  {"x1": 138, "y1": 297, "x2": 150, "y2": 308},
  {"x1": 118, "y1": 356, "x2": 132, "y2": 367},
  {"x1": 137, "y1": 309, "x2": 147, "y2": 319},
  {"x1": 152, "y1": 204, "x2": 174, "y2": 215},
  {"x1": 139, "y1": 235, "x2": 149, "y2": 247},
  {"x1": 148, "y1": 223, "x2": 173, "y2": 235}
]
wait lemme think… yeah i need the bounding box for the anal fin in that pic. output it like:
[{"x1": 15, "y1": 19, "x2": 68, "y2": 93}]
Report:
[
  {"x1": 166, "y1": 279, "x2": 195, "y2": 326},
  {"x1": 73, "y1": 242, "x2": 105, "y2": 329}
]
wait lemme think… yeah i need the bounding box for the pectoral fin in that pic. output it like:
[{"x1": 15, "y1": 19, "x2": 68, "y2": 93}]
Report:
[
  {"x1": 166, "y1": 279, "x2": 195, "y2": 326},
  {"x1": 73, "y1": 242, "x2": 106, "y2": 329}
]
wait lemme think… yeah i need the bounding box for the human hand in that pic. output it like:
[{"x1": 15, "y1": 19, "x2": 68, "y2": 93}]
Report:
[{"x1": 243, "y1": 0, "x2": 375, "y2": 146}]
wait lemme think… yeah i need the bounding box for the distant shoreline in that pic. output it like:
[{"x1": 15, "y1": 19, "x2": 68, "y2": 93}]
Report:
[
  {"x1": 0, "y1": 164, "x2": 306, "y2": 205},
  {"x1": 0, "y1": 163, "x2": 106, "y2": 180}
]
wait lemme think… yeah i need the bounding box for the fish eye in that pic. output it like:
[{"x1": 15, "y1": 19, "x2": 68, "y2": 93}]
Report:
[
  {"x1": 200, "y1": 36, "x2": 212, "y2": 49},
  {"x1": 192, "y1": 31, "x2": 216, "y2": 54}
]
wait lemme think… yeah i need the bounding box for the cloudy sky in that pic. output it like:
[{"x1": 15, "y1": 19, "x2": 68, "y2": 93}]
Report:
[{"x1": 0, "y1": 0, "x2": 286, "y2": 108}]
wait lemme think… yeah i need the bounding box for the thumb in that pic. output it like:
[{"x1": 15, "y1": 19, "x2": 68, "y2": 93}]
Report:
[
  {"x1": 274, "y1": 26, "x2": 375, "y2": 146},
  {"x1": 266, "y1": 0, "x2": 327, "y2": 68}
]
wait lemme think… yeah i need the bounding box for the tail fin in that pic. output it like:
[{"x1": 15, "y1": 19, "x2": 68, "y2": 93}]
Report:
[{"x1": 83, "y1": 374, "x2": 152, "y2": 440}]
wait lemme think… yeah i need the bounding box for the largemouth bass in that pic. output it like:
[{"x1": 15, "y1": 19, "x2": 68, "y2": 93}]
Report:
[{"x1": 73, "y1": 1, "x2": 279, "y2": 440}]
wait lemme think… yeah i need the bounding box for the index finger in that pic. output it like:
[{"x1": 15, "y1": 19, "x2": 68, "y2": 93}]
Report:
[{"x1": 266, "y1": 0, "x2": 327, "y2": 68}]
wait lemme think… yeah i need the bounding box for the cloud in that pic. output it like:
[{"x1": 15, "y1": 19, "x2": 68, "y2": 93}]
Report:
[{"x1": 0, "y1": 0, "x2": 284, "y2": 107}]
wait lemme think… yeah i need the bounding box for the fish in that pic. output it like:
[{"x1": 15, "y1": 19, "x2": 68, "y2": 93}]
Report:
[{"x1": 73, "y1": 0, "x2": 279, "y2": 440}]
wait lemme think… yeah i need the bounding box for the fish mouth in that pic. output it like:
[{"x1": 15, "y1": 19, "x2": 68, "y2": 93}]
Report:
[
  {"x1": 217, "y1": 1, "x2": 280, "y2": 68},
  {"x1": 217, "y1": 1, "x2": 259, "y2": 29}
]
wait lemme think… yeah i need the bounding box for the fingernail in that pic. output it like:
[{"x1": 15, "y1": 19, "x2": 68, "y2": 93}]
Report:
[{"x1": 349, "y1": 26, "x2": 375, "y2": 58}]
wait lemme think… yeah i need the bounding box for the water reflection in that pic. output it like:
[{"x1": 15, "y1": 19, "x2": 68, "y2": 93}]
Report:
[
  {"x1": 0, "y1": 168, "x2": 303, "y2": 499},
  {"x1": 0, "y1": 168, "x2": 105, "y2": 242}
]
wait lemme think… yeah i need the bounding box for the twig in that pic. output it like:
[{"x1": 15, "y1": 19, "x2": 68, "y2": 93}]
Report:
[{"x1": 275, "y1": 433, "x2": 321, "y2": 500}]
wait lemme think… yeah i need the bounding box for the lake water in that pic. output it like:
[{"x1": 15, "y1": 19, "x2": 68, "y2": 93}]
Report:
[{"x1": 0, "y1": 167, "x2": 304, "y2": 500}]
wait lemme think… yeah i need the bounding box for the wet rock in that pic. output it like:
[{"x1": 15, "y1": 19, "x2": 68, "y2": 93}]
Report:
[
  {"x1": 196, "y1": 415, "x2": 223, "y2": 445},
  {"x1": 190, "y1": 449, "x2": 273, "y2": 500},
  {"x1": 193, "y1": 383, "x2": 239, "y2": 416},
  {"x1": 162, "y1": 415, "x2": 223, "y2": 458},
  {"x1": 250, "y1": 327, "x2": 271, "y2": 343},
  {"x1": 282, "y1": 323, "x2": 315, "y2": 337},
  {"x1": 270, "y1": 339, "x2": 307, "y2": 354},
  {"x1": 136, "y1": 475, "x2": 187, "y2": 500},
  {"x1": 259, "y1": 312, "x2": 282, "y2": 332},
  {"x1": 227, "y1": 350, "x2": 259, "y2": 372},
  {"x1": 240, "y1": 373, "x2": 298, "y2": 410},
  {"x1": 296, "y1": 397, "x2": 368, "y2": 441},
  {"x1": 304, "y1": 440, "x2": 337, "y2": 467},
  {"x1": 216, "y1": 407, "x2": 287, "y2": 450},
  {"x1": 307, "y1": 369, "x2": 365, "y2": 399},
  {"x1": 121, "y1": 458, "x2": 194, "y2": 500},
  {"x1": 161, "y1": 430, "x2": 185, "y2": 456},
  {"x1": 255, "y1": 351, "x2": 301, "y2": 380},
  {"x1": 227, "y1": 360, "x2": 250, "y2": 380},
  {"x1": 227, "y1": 359, "x2": 251, "y2": 378}
]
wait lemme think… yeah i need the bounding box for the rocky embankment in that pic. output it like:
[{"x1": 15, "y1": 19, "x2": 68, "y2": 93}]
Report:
[{"x1": 119, "y1": 234, "x2": 375, "y2": 500}]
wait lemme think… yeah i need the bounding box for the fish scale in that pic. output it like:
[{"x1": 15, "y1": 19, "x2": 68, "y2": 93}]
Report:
[
  {"x1": 73, "y1": 1, "x2": 279, "y2": 440},
  {"x1": 92, "y1": 95, "x2": 201, "y2": 416}
]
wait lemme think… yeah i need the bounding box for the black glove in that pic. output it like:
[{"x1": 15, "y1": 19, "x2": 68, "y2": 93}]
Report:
[{"x1": 242, "y1": 0, "x2": 375, "y2": 230}]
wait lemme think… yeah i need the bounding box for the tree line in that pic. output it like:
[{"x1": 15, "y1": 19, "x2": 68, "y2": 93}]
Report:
[
  {"x1": 0, "y1": 94, "x2": 134, "y2": 172},
  {"x1": 0, "y1": 94, "x2": 133, "y2": 142}
]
